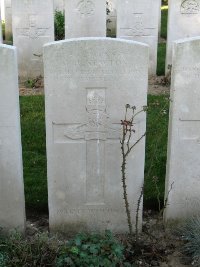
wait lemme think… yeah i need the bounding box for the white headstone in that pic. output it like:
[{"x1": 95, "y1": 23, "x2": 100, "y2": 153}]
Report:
[
  {"x1": 54, "y1": 0, "x2": 64, "y2": 11},
  {"x1": 166, "y1": 0, "x2": 200, "y2": 73},
  {"x1": 4, "y1": 0, "x2": 12, "y2": 41},
  {"x1": 107, "y1": 0, "x2": 117, "y2": 37},
  {"x1": 44, "y1": 38, "x2": 148, "y2": 233},
  {"x1": 158, "y1": 0, "x2": 162, "y2": 37},
  {"x1": 117, "y1": 0, "x2": 160, "y2": 75},
  {"x1": 0, "y1": 3, "x2": 2, "y2": 43},
  {"x1": 165, "y1": 37, "x2": 200, "y2": 222},
  {"x1": 0, "y1": 44, "x2": 25, "y2": 233},
  {"x1": 65, "y1": 0, "x2": 106, "y2": 38},
  {"x1": 12, "y1": 0, "x2": 54, "y2": 80}
]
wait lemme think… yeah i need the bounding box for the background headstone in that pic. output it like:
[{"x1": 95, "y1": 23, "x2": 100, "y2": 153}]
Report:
[
  {"x1": 0, "y1": 3, "x2": 2, "y2": 43},
  {"x1": 44, "y1": 38, "x2": 148, "y2": 233},
  {"x1": 12, "y1": 0, "x2": 54, "y2": 80},
  {"x1": 117, "y1": 0, "x2": 160, "y2": 75},
  {"x1": 4, "y1": 0, "x2": 12, "y2": 41},
  {"x1": 0, "y1": 44, "x2": 26, "y2": 233},
  {"x1": 107, "y1": 0, "x2": 117, "y2": 37},
  {"x1": 54, "y1": 0, "x2": 64, "y2": 11},
  {"x1": 65, "y1": 0, "x2": 106, "y2": 38},
  {"x1": 158, "y1": 0, "x2": 162, "y2": 37},
  {"x1": 166, "y1": 0, "x2": 200, "y2": 73},
  {"x1": 165, "y1": 37, "x2": 200, "y2": 222}
]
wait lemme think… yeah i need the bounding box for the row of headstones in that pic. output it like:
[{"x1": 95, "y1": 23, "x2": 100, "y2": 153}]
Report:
[
  {"x1": 1, "y1": 35, "x2": 200, "y2": 234},
  {"x1": 1, "y1": 0, "x2": 200, "y2": 77},
  {"x1": 0, "y1": 0, "x2": 161, "y2": 78}
]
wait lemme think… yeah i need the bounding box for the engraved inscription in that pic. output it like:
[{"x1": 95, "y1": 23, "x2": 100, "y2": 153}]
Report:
[
  {"x1": 57, "y1": 208, "x2": 124, "y2": 215},
  {"x1": 181, "y1": 0, "x2": 200, "y2": 14},
  {"x1": 47, "y1": 51, "x2": 144, "y2": 80},
  {"x1": 17, "y1": 15, "x2": 50, "y2": 39},
  {"x1": 77, "y1": 0, "x2": 95, "y2": 16},
  {"x1": 53, "y1": 88, "x2": 121, "y2": 205}
]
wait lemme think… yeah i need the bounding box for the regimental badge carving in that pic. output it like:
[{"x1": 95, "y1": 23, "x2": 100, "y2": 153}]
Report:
[
  {"x1": 180, "y1": 0, "x2": 200, "y2": 14},
  {"x1": 133, "y1": 17, "x2": 144, "y2": 35},
  {"x1": 87, "y1": 91, "x2": 105, "y2": 106},
  {"x1": 76, "y1": 0, "x2": 95, "y2": 16},
  {"x1": 17, "y1": 15, "x2": 50, "y2": 39}
]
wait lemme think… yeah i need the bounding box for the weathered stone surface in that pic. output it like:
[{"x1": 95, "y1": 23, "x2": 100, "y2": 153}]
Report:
[
  {"x1": 0, "y1": 4, "x2": 2, "y2": 43},
  {"x1": 65, "y1": 0, "x2": 106, "y2": 38},
  {"x1": 166, "y1": 0, "x2": 200, "y2": 73},
  {"x1": 0, "y1": 45, "x2": 26, "y2": 233},
  {"x1": 44, "y1": 38, "x2": 148, "y2": 233},
  {"x1": 4, "y1": 0, "x2": 12, "y2": 41},
  {"x1": 54, "y1": 0, "x2": 64, "y2": 11},
  {"x1": 12, "y1": 0, "x2": 54, "y2": 79},
  {"x1": 165, "y1": 37, "x2": 200, "y2": 222},
  {"x1": 117, "y1": 0, "x2": 160, "y2": 75},
  {"x1": 158, "y1": 0, "x2": 162, "y2": 37},
  {"x1": 107, "y1": 0, "x2": 117, "y2": 37}
]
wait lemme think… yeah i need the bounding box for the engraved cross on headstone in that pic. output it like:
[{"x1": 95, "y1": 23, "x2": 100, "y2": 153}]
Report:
[{"x1": 53, "y1": 89, "x2": 121, "y2": 205}]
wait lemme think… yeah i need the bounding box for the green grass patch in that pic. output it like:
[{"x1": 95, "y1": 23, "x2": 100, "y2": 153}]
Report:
[
  {"x1": 20, "y1": 96, "x2": 47, "y2": 211},
  {"x1": 144, "y1": 95, "x2": 169, "y2": 209},
  {"x1": 161, "y1": 8, "x2": 168, "y2": 40},
  {"x1": 157, "y1": 43, "x2": 166, "y2": 76},
  {"x1": 20, "y1": 95, "x2": 169, "y2": 211}
]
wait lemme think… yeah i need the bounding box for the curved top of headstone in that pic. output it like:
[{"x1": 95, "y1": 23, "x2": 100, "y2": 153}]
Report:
[
  {"x1": 173, "y1": 36, "x2": 200, "y2": 45},
  {"x1": 44, "y1": 37, "x2": 149, "y2": 49},
  {"x1": 0, "y1": 44, "x2": 19, "y2": 127},
  {"x1": 0, "y1": 43, "x2": 16, "y2": 50}
]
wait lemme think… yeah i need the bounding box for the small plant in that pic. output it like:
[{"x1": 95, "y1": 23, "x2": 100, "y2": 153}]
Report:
[
  {"x1": 120, "y1": 104, "x2": 147, "y2": 236},
  {"x1": 55, "y1": 10, "x2": 65, "y2": 41},
  {"x1": 56, "y1": 230, "x2": 130, "y2": 267},
  {"x1": 24, "y1": 78, "x2": 36, "y2": 88},
  {"x1": 24, "y1": 75, "x2": 43, "y2": 89},
  {"x1": 179, "y1": 216, "x2": 200, "y2": 266},
  {"x1": 0, "y1": 252, "x2": 8, "y2": 267}
]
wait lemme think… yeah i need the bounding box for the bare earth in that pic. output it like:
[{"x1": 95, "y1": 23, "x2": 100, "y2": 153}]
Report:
[
  {"x1": 26, "y1": 210, "x2": 192, "y2": 267},
  {"x1": 19, "y1": 76, "x2": 170, "y2": 96}
]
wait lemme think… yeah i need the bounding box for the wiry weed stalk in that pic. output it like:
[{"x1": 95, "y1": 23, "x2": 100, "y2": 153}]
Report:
[{"x1": 120, "y1": 104, "x2": 147, "y2": 236}]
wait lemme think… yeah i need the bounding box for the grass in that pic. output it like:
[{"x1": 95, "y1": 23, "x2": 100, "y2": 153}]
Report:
[
  {"x1": 156, "y1": 7, "x2": 168, "y2": 76},
  {"x1": 20, "y1": 96, "x2": 47, "y2": 211},
  {"x1": 144, "y1": 95, "x2": 169, "y2": 209},
  {"x1": 157, "y1": 43, "x2": 166, "y2": 76},
  {"x1": 20, "y1": 95, "x2": 169, "y2": 212},
  {"x1": 161, "y1": 7, "x2": 168, "y2": 40}
]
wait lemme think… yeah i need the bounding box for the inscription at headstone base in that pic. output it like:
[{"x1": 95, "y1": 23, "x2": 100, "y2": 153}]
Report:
[
  {"x1": 0, "y1": 45, "x2": 26, "y2": 233},
  {"x1": 165, "y1": 37, "x2": 200, "y2": 221},
  {"x1": 44, "y1": 38, "x2": 148, "y2": 233}
]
